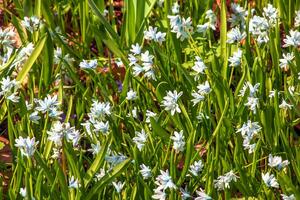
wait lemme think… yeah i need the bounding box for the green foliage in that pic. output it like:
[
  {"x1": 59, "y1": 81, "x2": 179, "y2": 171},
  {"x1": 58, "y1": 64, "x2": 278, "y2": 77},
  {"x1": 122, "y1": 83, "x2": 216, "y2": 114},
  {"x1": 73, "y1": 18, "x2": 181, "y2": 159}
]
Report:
[{"x1": 0, "y1": 0, "x2": 300, "y2": 199}]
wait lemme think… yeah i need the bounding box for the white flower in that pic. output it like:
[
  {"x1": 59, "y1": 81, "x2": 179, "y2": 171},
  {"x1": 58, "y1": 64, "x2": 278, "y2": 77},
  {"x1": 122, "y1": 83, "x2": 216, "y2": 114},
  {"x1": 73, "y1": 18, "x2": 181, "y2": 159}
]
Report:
[
  {"x1": 263, "y1": 4, "x2": 278, "y2": 25},
  {"x1": 168, "y1": 15, "x2": 193, "y2": 41},
  {"x1": 130, "y1": 43, "x2": 142, "y2": 55},
  {"x1": 192, "y1": 56, "x2": 207, "y2": 75},
  {"x1": 47, "y1": 121, "x2": 64, "y2": 146},
  {"x1": 128, "y1": 54, "x2": 138, "y2": 66},
  {"x1": 131, "y1": 50, "x2": 156, "y2": 80},
  {"x1": 205, "y1": 10, "x2": 217, "y2": 30},
  {"x1": 180, "y1": 187, "x2": 192, "y2": 200},
  {"x1": 51, "y1": 147, "x2": 61, "y2": 159},
  {"x1": 168, "y1": 15, "x2": 182, "y2": 29},
  {"x1": 145, "y1": 110, "x2": 157, "y2": 123},
  {"x1": 94, "y1": 168, "x2": 106, "y2": 181},
  {"x1": 243, "y1": 139, "x2": 256, "y2": 154},
  {"x1": 298, "y1": 72, "x2": 300, "y2": 80},
  {"x1": 191, "y1": 92, "x2": 205, "y2": 106},
  {"x1": 144, "y1": 26, "x2": 158, "y2": 41},
  {"x1": 295, "y1": 10, "x2": 300, "y2": 27},
  {"x1": 115, "y1": 58, "x2": 123, "y2": 67},
  {"x1": 141, "y1": 51, "x2": 154, "y2": 64},
  {"x1": 89, "y1": 142, "x2": 101, "y2": 155},
  {"x1": 197, "y1": 23, "x2": 209, "y2": 34},
  {"x1": 279, "y1": 52, "x2": 294, "y2": 71},
  {"x1": 279, "y1": 100, "x2": 293, "y2": 110},
  {"x1": 161, "y1": 90, "x2": 182, "y2": 115},
  {"x1": 105, "y1": 152, "x2": 127, "y2": 167},
  {"x1": 11, "y1": 43, "x2": 34, "y2": 69},
  {"x1": 69, "y1": 176, "x2": 80, "y2": 189},
  {"x1": 154, "y1": 169, "x2": 177, "y2": 190},
  {"x1": 228, "y1": 49, "x2": 243, "y2": 67},
  {"x1": 100, "y1": 9, "x2": 108, "y2": 17},
  {"x1": 197, "y1": 81, "x2": 211, "y2": 95},
  {"x1": 29, "y1": 111, "x2": 41, "y2": 123},
  {"x1": 195, "y1": 188, "x2": 212, "y2": 200},
  {"x1": 133, "y1": 129, "x2": 148, "y2": 151},
  {"x1": 47, "y1": 121, "x2": 80, "y2": 147},
  {"x1": 249, "y1": 16, "x2": 269, "y2": 35},
  {"x1": 126, "y1": 89, "x2": 138, "y2": 100},
  {"x1": 214, "y1": 170, "x2": 239, "y2": 191},
  {"x1": 244, "y1": 97, "x2": 259, "y2": 113},
  {"x1": 89, "y1": 100, "x2": 111, "y2": 120},
  {"x1": 128, "y1": 106, "x2": 137, "y2": 119},
  {"x1": 249, "y1": 15, "x2": 270, "y2": 44},
  {"x1": 189, "y1": 160, "x2": 204, "y2": 176},
  {"x1": 155, "y1": 31, "x2": 166, "y2": 44},
  {"x1": 237, "y1": 120, "x2": 261, "y2": 139},
  {"x1": 238, "y1": 82, "x2": 260, "y2": 97},
  {"x1": 20, "y1": 187, "x2": 27, "y2": 197},
  {"x1": 196, "y1": 112, "x2": 209, "y2": 122},
  {"x1": 269, "y1": 90, "x2": 276, "y2": 98},
  {"x1": 54, "y1": 47, "x2": 74, "y2": 66},
  {"x1": 0, "y1": 27, "x2": 15, "y2": 49},
  {"x1": 81, "y1": 121, "x2": 92, "y2": 137},
  {"x1": 79, "y1": 59, "x2": 98, "y2": 70},
  {"x1": 256, "y1": 31, "x2": 269, "y2": 44},
  {"x1": 237, "y1": 120, "x2": 260, "y2": 154},
  {"x1": 227, "y1": 27, "x2": 246, "y2": 44},
  {"x1": 157, "y1": 0, "x2": 164, "y2": 7},
  {"x1": 15, "y1": 136, "x2": 38, "y2": 157},
  {"x1": 6, "y1": 92, "x2": 20, "y2": 103},
  {"x1": 35, "y1": 94, "x2": 60, "y2": 114},
  {"x1": 171, "y1": 130, "x2": 185, "y2": 152},
  {"x1": 262, "y1": 172, "x2": 279, "y2": 188},
  {"x1": 112, "y1": 181, "x2": 125, "y2": 193},
  {"x1": 65, "y1": 125, "x2": 80, "y2": 147},
  {"x1": 0, "y1": 76, "x2": 20, "y2": 103},
  {"x1": 140, "y1": 164, "x2": 152, "y2": 179},
  {"x1": 283, "y1": 30, "x2": 300, "y2": 48},
  {"x1": 93, "y1": 121, "x2": 110, "y2": 134},
  {"x1": 25, "y1": 101, "x2": 33, "y2": 110},
  {"x1": 229, "y1": 3, "x2": 246, "y2": 28},
  {"x1": 268, "y1": 154, "x2": 289, "y2": 170},
  {"x1": 48, "y1": 107, "x2": 63, "y2": 119},
  {"x1": 144, "y1": 26, "x2": 166, "y2": 44},
  {"x1": 152, "y1": 188, "x2": 167, "y2": 200},
  {"x1": 21, "y1": 16, "x2": 41, "y2": 32},
  {"x1": 281, "y1": 194, "x2": 296, "y2": 200},
  {"x1": 191, "y1": 81, "x2": 211, "y2": 106},
  {"x1": 288, "y1": 86, "x2": 295, "y2": 96},
  {"x1": 171, "y1": 2, "x2": 180, "y2": 14}
]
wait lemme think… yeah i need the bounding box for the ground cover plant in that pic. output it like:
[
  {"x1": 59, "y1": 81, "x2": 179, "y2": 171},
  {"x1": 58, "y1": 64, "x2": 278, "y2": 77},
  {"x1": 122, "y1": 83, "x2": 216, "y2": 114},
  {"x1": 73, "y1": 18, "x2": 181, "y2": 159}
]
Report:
[{"x1": 0, "y1": 0, "x2": 300, "y2": 199}]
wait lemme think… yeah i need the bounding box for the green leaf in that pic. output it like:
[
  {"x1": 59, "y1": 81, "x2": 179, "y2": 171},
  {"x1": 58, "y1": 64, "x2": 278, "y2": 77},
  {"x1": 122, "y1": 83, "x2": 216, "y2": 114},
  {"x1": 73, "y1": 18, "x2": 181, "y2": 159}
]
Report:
[
  {"x1": 16, "y1": 35, "x2": 47, "y2": 82},
  {"x1": 88, "y1": 0, "x2": 120, "y2": 41},
  {"x1": 220, "y1": 0, "x2": 227, "y2": 80},
  {"x1": 83, "y1": 137, "x2": 111, "y2": 187},
  {"x1": 0, "y1": 141, "x2": 4, "y2": 151},
  {"x1": 85, "y1": 158, "x2": 131, "y2": 200}
]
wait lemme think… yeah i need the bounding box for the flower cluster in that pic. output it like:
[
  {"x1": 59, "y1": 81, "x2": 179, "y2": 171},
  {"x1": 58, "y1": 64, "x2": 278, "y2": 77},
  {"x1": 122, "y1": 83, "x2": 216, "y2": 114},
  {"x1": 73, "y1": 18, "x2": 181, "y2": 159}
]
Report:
[
  {"x1": 144, "y1": 26, "x2": 166, "y2": 44},
  {"x1": 168, "y1": 15, "x2": 193, "y2": 41},
  {"x1": 0, "y1": 76, "x2": 20, "y2": 103},
  {"x1": 214, "y1": 170, "x2": 239, "y2": 191},
  {"x1": 161, "y1": 90, "x2": 182, "y2": 115},
  {"x1": 82, "y1": 100, "x2": 111, "y2": 136},
  {"x1": 15, "y1": 136, "x2": 38, "y2": 157},
  {"x1": 128, "y1": 46, "x2": 156, "y2": 80},
  {"x1": 21, "y1": 16, "x2": 42, "y2": 33},
  {"x1": 152, "y1": 170, "x2": 176, "y2": 199},
  {"x1": 237, "y1": 120, "x2": 261, "y2": 154}
]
